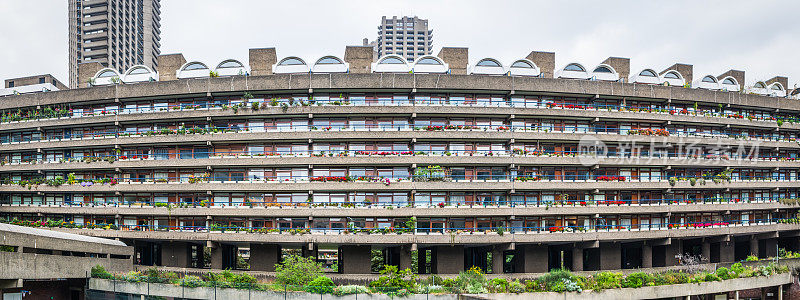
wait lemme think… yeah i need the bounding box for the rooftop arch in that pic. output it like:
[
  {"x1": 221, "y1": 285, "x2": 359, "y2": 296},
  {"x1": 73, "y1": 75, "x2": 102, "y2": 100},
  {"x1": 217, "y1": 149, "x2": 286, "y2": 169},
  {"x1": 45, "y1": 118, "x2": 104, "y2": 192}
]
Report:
[
  {"x1": 92, "y1": 68, "x2": 121, "y2": 86},
  {"x1": 591, "y1": 64, "x2": 619, "y2": 81},
  {"x1": 177, "y1": 61, "x2": 210, "y2": 79},
  {"x1": 311, "y1": 56, "x2": 349, "y2": 73},
  {"x1": 273, "y1": 56, "x2": 310, "y2": 74},
  {"x1": 214, "y1": 59, "x2": 248, "y2": 77},
  {"x1": 693, "y1": 75, "x2": 721, "y2": 90},
  {"x1": 660, "y1": 70, "x2": 685, "y2": 87},
  {"x1": 768, "y1": 82, "x2": 787, "y2": 97},
  {"x1": 749, "y1": 81, "x2": 769, "y2": 95},
  {"x1": 556, "y1": 63, "x2": 590, "y2": 79},
  {"x1": 630, "y1": 68, "x2": 661, "y2": 85},
  {"x1": 371, "y1": 55, "x2": 411, "y2": 73},
  {"x1": 412, "y1": 55, "x2": 448, "y2": 74},
  {"x1": 469, "y1": 58, "x2": 505, "y2": 75},
  {"x1": 508, "y1": 59, "x2": 541, "y2": 77},
  {"x1": 719, "y1": 76, "x2": 741, "y2": 92},
  {"x1": 122, "y1": 65, "x2": 157, "y2": 83}
]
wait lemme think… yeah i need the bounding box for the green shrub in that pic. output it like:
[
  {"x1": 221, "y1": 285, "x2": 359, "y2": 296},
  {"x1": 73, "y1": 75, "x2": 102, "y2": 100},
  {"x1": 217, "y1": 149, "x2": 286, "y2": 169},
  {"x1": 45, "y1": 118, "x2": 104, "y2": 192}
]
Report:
[
  {"x1": 91, "y1": 265, "x2": 113, "y2": 279},
  {"x1": 730, "y1": 263, "x2": 747, "y2": 276},
  {"x1": 702, "y1": 272, "x2": 721, "y2": 282},
  {"x1": 275, "y1": 254, "x2": 324, "y2": 286},
  {"x1": 488, "y1": 278, "x2": 508, "y2": 292},
  {"x1": 715, "y1": 267, "x2": 735, "y2": 280},
  {"x1": 454, "y1": 266, "x2": 486, "y2": 293},
  {"x1": 507, "y1": 279, "x2": 525, "y2": 293},
  {"x1": 745, "y1": 255, "x2": 759, "y2": 262},
  {"x1": 622, "y1": 272, "x2": 651, "y2": 288},
  {"x1": 369, "y1": 265, "x2": 418, "y2": 291},
  {"x1": 180, "y1": 276, "x2": 204, "y2": 288},
  {"x1": 306, "y1": 276, "x2": 335, "y2": 294},
  {"x1": 591, "y1": 272, "x2": 623, "y2": 289},
  {"x1": 333, "y1": 285, "x2": 370, "y2": 296}
]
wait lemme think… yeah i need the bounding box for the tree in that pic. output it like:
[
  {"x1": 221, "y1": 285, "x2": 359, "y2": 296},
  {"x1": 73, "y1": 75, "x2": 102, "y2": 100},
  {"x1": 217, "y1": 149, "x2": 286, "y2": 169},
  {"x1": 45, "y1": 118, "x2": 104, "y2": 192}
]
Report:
[{"x1": 275, "y1": 254, "x2": 324, "y2": 286}]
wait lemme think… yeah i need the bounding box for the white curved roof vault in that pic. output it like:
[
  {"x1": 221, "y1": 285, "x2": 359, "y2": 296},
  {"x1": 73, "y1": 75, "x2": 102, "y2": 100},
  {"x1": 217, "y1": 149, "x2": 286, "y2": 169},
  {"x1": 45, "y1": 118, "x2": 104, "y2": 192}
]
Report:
[
  {"x1": 311, "y1": 56, "x2": 349, "y2": 73},
  {"x1": 371, "y1": 55, "x2": 411, "y2": 73},
  {"x1": 469, "y1": 58, "x2": 505, "y2": 75},
  {"x1": 694, "y1": 75, "x2": 721, "y2": 90},
  {"x1": 508, "y1": 59, "x2": 541, "y2": 77},
  {"x1": 412, "y1": 55, "x2": 449, "y2": 74},
  {"x1": 629, "y1": 68, "x2": 661, "y2": 84},
  {"x1": 177, "y1": 61, "x2": 210, "y2": 79},
  {"x1": 556, "y1": 62, "x2": 590, "y2": 79},
  {"x1": 215, "y1": 59, "x2": 248, "y2": 77},
  {"x1": 660, "y1": 70, "x2": 685, "y2": 86},
  {"x1": 590, "y1": 64, "x2": 619, "y2": 82},
  {"x1": 92, "y1": 68, "x2": 122, "y2": 86},
  {"x1": 122, "y1": 65, "x2": 158, "y2": 83},
  {"x1": 768, "y1": 82, "x2": 787, "y2": 97},
  {"x1": 273, "y1": 57, "x2": 310, "y2": 74},
  {"x1": 719, "y1": 76, "x2": 741, "y2": 92}
]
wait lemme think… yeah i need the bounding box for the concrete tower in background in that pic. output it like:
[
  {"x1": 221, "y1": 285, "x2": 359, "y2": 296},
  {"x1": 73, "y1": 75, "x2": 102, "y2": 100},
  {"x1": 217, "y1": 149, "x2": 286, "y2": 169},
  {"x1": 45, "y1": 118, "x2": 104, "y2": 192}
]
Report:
[
  {"x1": 375, "y1": 16, "x2": 433, "y2": 62},
  {"x1": 68, "y1": 0, "x2": 162, "y2": 88}
]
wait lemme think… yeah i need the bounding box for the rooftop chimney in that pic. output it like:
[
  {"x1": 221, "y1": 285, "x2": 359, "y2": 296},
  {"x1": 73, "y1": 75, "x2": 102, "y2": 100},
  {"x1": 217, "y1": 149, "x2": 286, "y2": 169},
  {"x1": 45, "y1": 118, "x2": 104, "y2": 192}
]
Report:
[
  {"x1": 77, "y1": 62, "x2": 104, "y2": 88},
  {"x1": 437, "y1": 47, "x2": 469, "y2": 75},
  {"x1": 601, "y1": 57, "x2": 630, "y2": 82},
  {"x1": 157, "y1": 54, "x2": 186, "y2": 81},
  {"x1": 661, "y1": 63, "x2": 693, "y2": 85},
  {"x1": 344, "y1": 46, "x2": 375, "y2": 74},
  {"x1": 249, "y1": 48, "x2": 277, "y2": 76},
  {"x1": 526, "y1": 51, "x2": 555, "y2": 78}
]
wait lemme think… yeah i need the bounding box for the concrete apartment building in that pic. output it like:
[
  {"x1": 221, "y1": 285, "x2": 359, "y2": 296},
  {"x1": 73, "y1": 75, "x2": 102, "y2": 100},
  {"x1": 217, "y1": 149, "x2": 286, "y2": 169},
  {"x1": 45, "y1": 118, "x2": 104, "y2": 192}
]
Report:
[
  {"x1": 376, "y1": 16, "x2": 433, "y2": 62},
  {"x1": 68, "y1": 0, "x2": 162, "y2": 88},
  {"x1": 0, "y1": 45, "x2": 799, "y2": 276}
]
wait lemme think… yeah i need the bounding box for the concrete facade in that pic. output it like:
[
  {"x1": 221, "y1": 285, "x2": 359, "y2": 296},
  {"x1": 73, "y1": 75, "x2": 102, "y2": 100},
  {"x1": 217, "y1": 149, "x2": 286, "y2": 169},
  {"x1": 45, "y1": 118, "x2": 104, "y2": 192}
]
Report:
[
  {"x1": 661, "y1": 63, "x2": 693, "y2": 84},
  {"x1": 77, "y1": 62, "x2": 105, "y2": 88},
  {"x1": 338, "y1": 245, "x2": 372, "y2": 274},
  {"x1": 4, "y1": 74, "x2": 67, "y2": 90},
  {"x1": 601, "y1": 57, "x2": 630, "y2": 82},
  {"x1": 250, "y1": 244, "x2": 281, "y2": 272},
  {"x1": 525, "y1": 51, "x2": 555, "y2": 78},
  {"x1": 437, "y1": 47, "x2": 468, "y2": 75},
  {"x1": 344, "y1": 46, "x2": 375, "y2": 74},
  {"x1": 718, "y1": 69, "x2": 746, "y2": 90},
  {"x1": 156, "y1": 53, "x2": 186, "y2": 81},
  {"x1": 249, "y1": 48, "x2": 278, "y2": 76}
]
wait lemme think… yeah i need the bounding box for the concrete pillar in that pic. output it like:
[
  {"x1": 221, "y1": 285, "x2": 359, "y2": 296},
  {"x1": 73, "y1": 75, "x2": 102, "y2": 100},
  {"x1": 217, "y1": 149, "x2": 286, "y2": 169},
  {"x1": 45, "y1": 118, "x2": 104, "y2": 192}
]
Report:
[
  {"x1": 398, "y1": 245, "x2": 413, "y2": 271},
  {"x1": 156, "y1": 53, "x2": 186, "y2": 82},
  {"x1": 160, "y1": 242, "x2": 190, "y2": 268},
  {"x1": 492, "y1": 247, "x2": 504, "y2": 274},
  {"x1": 642, "y1": 245, "x2": 653, "y2": 268},
  {"x1": 339, "y1": 245, "x2": 372, "y2": 274},
  {"x1": 734, "y1": 290, "x2": 739, "y2": 300},
  {"x1": 750, "y1": 238, "x2": 759, "y2": 257},
  {"x1": 600, "y1": 243, "x2": 621, "y2": 271},
  {"x1": 572, "y1": 248, "x2": 584, "y2": 271},
  {"x1": 434, "y1": 246, "x2": 464, "y2": 274},
  {"x1": 526, "y1": 51, "x2": 556, "y2": 78},
  {"x1": 248, "y1": 48, "x2": 277, "y2": 76},
  {"x1": 77, "y1": 62, "x2": 104, "y2": 88},
  {"x1": 661, "y1": 63, "x2": 693, "y2": 85},
  {"x1": 779, "y1": 284, "x2": 784, "y2": 300},
  {"x1": 720, "y1": 242, "x2": 735, "y2": 262},
  {"x1": 765, "y1": 239, "x2": 778, "y2": 258},
  {"x1": 665, "y1": 241, "x2": 682, "y2": 266},
  {"x1": 249, "y1": 244, "x2": 281, "y2": 272},
  {"x1": 702, "y1": 242, "x2": 711, "y2": 261},
  {"x1": 437, "y1": 47, "x2": 469, "y2": 75},
  {"x1": 210, "y1": 243, "x2": 223, "y2": 270},
  {"x1": 522, "y1": 245, "x2": 548, "y2": 273},
  {"x1": 344, "y1": 46, "x2": 375, "y2": 74},
  {"x1": 601, "y1": 57, "x2": 630, "y2": 82}
]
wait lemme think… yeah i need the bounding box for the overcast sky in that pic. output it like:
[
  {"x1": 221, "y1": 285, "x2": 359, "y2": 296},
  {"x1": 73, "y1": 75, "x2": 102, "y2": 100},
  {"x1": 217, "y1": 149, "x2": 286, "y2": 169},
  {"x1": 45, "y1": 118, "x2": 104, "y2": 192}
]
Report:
[{"x1": 1, "y1": 1, "x2": 798, "y2": 88}]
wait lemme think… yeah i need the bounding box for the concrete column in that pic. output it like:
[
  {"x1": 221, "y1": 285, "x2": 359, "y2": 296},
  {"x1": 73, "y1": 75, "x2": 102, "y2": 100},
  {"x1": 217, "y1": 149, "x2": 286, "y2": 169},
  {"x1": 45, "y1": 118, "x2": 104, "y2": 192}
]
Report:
[
  {"x1": 572, "y1": 248, "x2": 584, "y2": 271},
  {"x1": 600, "y1": 243, "x2": 621, "y2": 271},
  {"x1": 702, "y1": 242, "x2": 711, "y2": 261},
  {"x1": 398, "y1": 245, "x2": 413, "y2": 271},
  {"x1": 434, "y1": 246, "x2": 465, "y2": 274},
  {"x1": 249, "y1": 244, "x2": 281, "y2": 272},
  {"x1": 210, "y1": 243, "x2": 223, "y2": 270},
  {"x1": 765, "y1": 239, "x2": 778, "y2": 258},
  {"x1": 642, "y1": 245, "x2": 653, "y2": 268},
  {"x1": 339, "y1": 245, "x2": 372, "y2": 274},
  {"x1": 779, "y1": 284, "x2": 784, "y2": 300},
  {"x1": 665, "y1": 241, "x2": 682, "y2": 266},
  {"x1": 522, "y1": 245, "x2": 548, "y2": 273},
  {"x1": 160, "y1": 242, "x2": 190, "y2": 268},
  {"x1": 734, "y1": 290, "x2": 739, "y2": 300},
  {"x1": 720, "y1": 242, "x2": 735, "y2": 262},
  {"x1": 492, "y1": 247, "x2": 504, "y2": 274},
  {"x1": 750, "y1": 238, "x2": 759, "y2": 257}
]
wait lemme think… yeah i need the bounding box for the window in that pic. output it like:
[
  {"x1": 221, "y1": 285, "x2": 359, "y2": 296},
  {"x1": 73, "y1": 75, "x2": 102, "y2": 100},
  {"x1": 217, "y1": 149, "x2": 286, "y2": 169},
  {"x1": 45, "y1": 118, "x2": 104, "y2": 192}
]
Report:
[
  {"x1": 217, "y1": 60, "x2": 243, "y2": 68},
  {"x1": 128, "y1": 67, "x2": 149, "y2": 75},
  {"x1": 639, "y1": 70, "x2": 657, "y2": 77},
  {"x1": 593, "y1": 66, "x2": 612, "y2": 73},
  {"x1": 39, "y1": 77, "x2": 46, "y2": 84},
  {"x1": 663, "y1": 72, "x2": 680, "y2": 79},
  {"x1": 722, "y1": 78, "x2": 736, "y2": 85},
  {"x1": 416, "y1": 57, "x2": 441, "y2": 65},
  {"x1": 183, "y1": 63, "x2": 207, "y2": 71},
  {"x1": 701, "y1": 76, "x2": 716, "y2": 83},
  {"x1": 755, "y1": 82, "x2": 766, "y2": 88},
  {"x1": 97, "y1": 70, "x2": 117, "y2": 78},
  {"x1": 476, "y1": 59, "x2": 501, "y2": 67},
  {"x1": 379, "y1": 57, "x2": 405, "y2": 64},
  {"x1": 511, "y1": 61, "x2": 533, "y2": 68},
  {"x1": 278, "y1": 58, "x2": 304, "y2": 66},
  {"x1": 316, "y1": 57, "x2": 342, "y2": 64},
  {"x1": 772, "y1": 84, "x2": 783, "y2": 91},
  {"x1": 7, "y1": 81, "x2": 14, "y2": 88},
  {"x1": 564, "y1": 64, "x2": 585, "y2": 72}
]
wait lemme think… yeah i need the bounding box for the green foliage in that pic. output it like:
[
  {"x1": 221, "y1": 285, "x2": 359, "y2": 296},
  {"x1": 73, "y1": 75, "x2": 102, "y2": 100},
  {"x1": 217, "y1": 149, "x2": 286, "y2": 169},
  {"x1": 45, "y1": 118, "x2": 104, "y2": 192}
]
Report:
[
  {"x1": 507, "y1": 279, "x2": 525, "y2": 293},
  {"x1": 369, "y1": 265, "x2": 418, "y2": 292},
  {"x1": 746, "y1": 255, "x2": 759, "y2": 262},
  {"x1": 180, "y1": 276, "x2": 204, "y2": 288},
  {"x1": 91, "y1": 265, "x2": 113, "y2": 279},
  {"x1": 622, "y1": 272, "x2": 651, "y2": 288},
  {"x1": 333, "y1": 285, "x2": 370, "y2": 296},
  {"x1": 715, "y1": 267, "x2": 735, "y2": 280},
  {"x1": 306, "y1": 276, "x2": 335, "y2": 294},
  {"x1": 274, "y1": 254, "x2": 324, "y2": 286},
  {"x1": 454, "y1": 266, "x2": 487, "y2": 293},
  {"x1": 589, "y1": 272, "x2": 623, "y2": 289}
]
